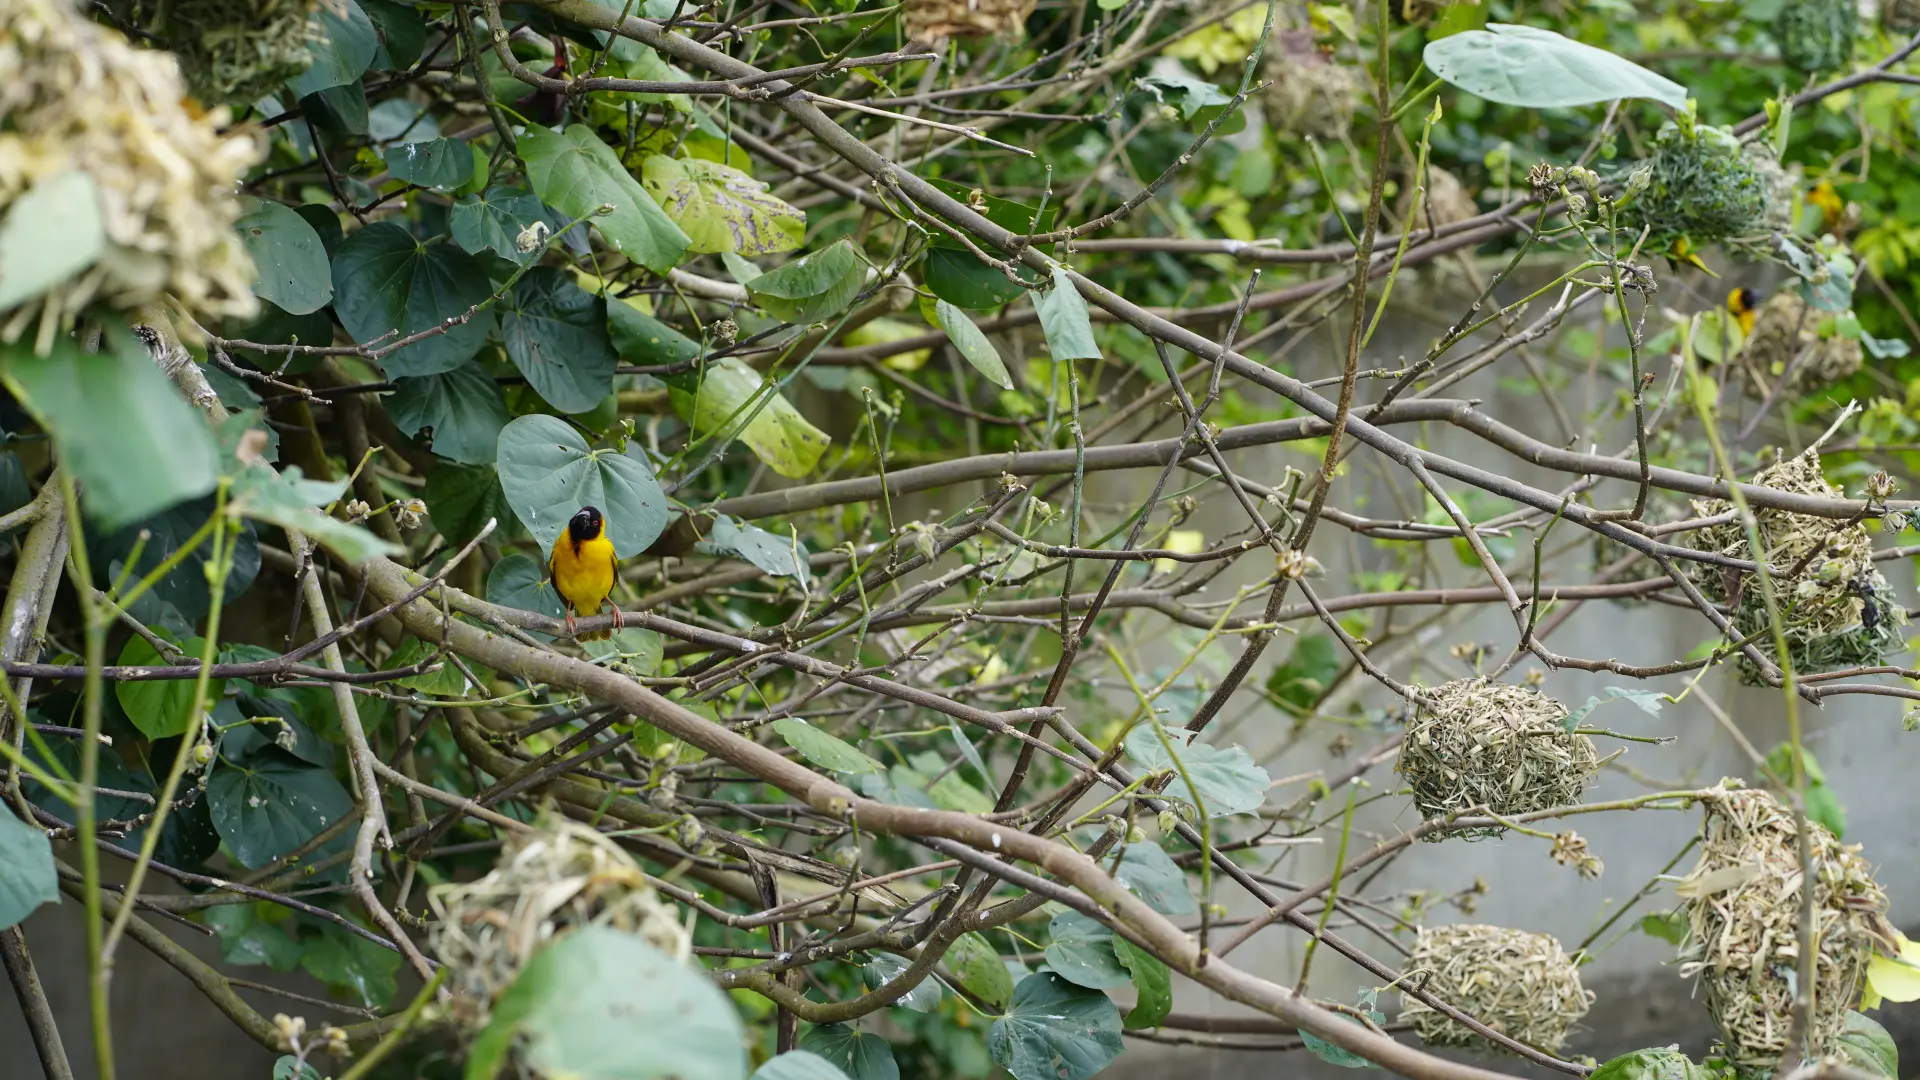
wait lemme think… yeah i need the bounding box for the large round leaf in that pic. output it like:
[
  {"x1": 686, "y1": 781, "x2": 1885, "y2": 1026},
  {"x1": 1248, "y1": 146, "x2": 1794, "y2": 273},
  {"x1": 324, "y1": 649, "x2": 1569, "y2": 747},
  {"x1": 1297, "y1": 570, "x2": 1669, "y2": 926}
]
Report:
[
  {"x1": 1125, "y1": 729, "x2": 1270, "y2": 818},
  {"x1": 949, "y1": 932, "x2": 1014, "y2": 1008},
  {"x1": 924, "y1": 247, "x2": 1024, "y2": 310},
  {"x1": 501, "y1": 267, "x2": 617, "y2": 413},
  {"x1": 426, "y1": 461, "x2": 515, "y2": 547},
  {"x1": 206, "y1": 753, "x2": 354, "y2": 870},
  {"x1": 115, "y1": 634, "x2": 226, "y2": 740},
  {"x1": 450, "y1": 185, "x2": 548, "y2": 265},
  {"x1": 382, "y1": 138, "x2": 476, "y2": 190},
  {"x1": 519, "y1": 124, "x2": 690, "y2": 274},
  {"x1": 330, "y1": 222, "x2": 496, "y2": 377},
  {"x1": 641, "y1": 155, "x2": 805, "y2": 256},
  {"x1": 753, "y1": 1052, "x2": 852, "y2": 1080},
  {"x1": 495, "y1": 414, "x2": 670, "y2": 557},
  {"x1": 797, "y1": 1025, "x2": 898, "y2": 1080},
  {"x1": 987, "y1": 973, "x2": 1123, "y2": 1080},
  {"x1": 465, "y1": 926, "x2": 747, "y2": 1080},
  {"x1": 386, "y1": 363, "x2": 509, "y2": 464},
  {"x1": 0, "y1": 810, "x2": 56, "y2": 932},
  {"x1": 1043, "y1": 911, "x2": 1132, "y2": 990},
  {"x1": 1424, "y1": 25, "x2": 1689, "y2": 111},
  {"x1": 235, "y1": 201, "x2": 333, "y2": 315},
  {"x1": 293, "y1": 0, "x2": 377, "y2": 98}
]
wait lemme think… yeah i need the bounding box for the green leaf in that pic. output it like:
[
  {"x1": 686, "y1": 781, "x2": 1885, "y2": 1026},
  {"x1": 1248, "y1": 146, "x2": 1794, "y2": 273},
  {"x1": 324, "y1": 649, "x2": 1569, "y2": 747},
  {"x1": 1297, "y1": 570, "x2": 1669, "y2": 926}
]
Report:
[
  {"x1": 1423, "y1": 24, "x2": 1689, "y2": 111},
  {"x1": 1840, "y1": 1012, "x2": 1898, "y2": 1079},
  {"x1": 609, "y1": 301, "x2": 702, "y2": 365},
  {"x1": 425, "y1": 461, "x2": 514, "y2": 547},
  {"x1": 1031, "y1": 265, "x2": 1100, "y2": 361},
  {"x1": 486, "y1": 552, "x2": 566, "y2": 629},
  {"x1": 520, "y1": 124, "x2": 691, "y2": 274},
  {"x1": 227, "y1": 463, "x2": 401, "y2": 565},
  {"x1": 1862, "y1": 331, "x2": 1910, "y2": 360},
  {"x1": 1300, "y1": 1017, "x2": 1375, "y2": 1069},
  {"x1": 1135, "y1": 73, "x2": 1234, "y2": 120},
  {"x1": 988, "y1": 972, "x2": 1124, "y2": 1080},
  {"x1": 293, "y1": 0, "x2": 377, "y2": 97},
  {"x1": 1114, "y1": 842, "x2": 1197, "y2": 916},
  {"x1": 1265, "y1": 633, "x2": 1342, "y2": 712},
  {"x1": 1112, "y1": 937, "x2": 1170, "y2": 1029},
  {"x1": 450, "y1": 185, "x2": 549, "y2": 265},
  {"x1": 99, "y1": 495, "x2": 261, "y2": 625},
  {"x1": 0, "y1": 170, "x2": 104, "y2": 310},
  {"x1": 274, "y1": 1056, "x2": 324, "y2": 1080},
  {"x1": 466, "y1": 926, "x2": 747, "y2": 1080},
  {"x1": 388, "y1": 364, "x2": 509, "y2": 464},
  {"x1": 383, "y1": 138, "x2": 476, "y2": 190},
  {"x1": 642, "y1": 155, "x2": 805, "y2": 256},
  {"x1": 501, "y1": 267, "x2": 618, "y2": 413},
  {"x1": 771, "y1": 717, "x2": 882, "y2": 774},
  {"x1": 1586, "y1": 1047, "x2": 1713, "y2": 1080},
  {"x1": 798, "y1": 1025, "x2": 898, "y2": 1080},
  {"x1": 749, "y1": 240, "x2": 866, "y2": 324},
  {"x1": 696, "y1": 514, "x2": 810, "y2": 584},
  {"x1": 0, "y1": 810, "x2": 56, "y2": 931},
  {"x1": 1637, "y1": 909, "x2": 1688, "y2": 945},
  {"x1": 361, "y1": 0, "x2": 426, "y2": 69},
  {"x1": 235, "y1": 201, "x2": 333, "y2": 315},
  {"x1": 494, "y1": 413, "x2": 671, "y2": 557},
  {"x1": 932, "y1": 299, "x2": 1012, "y2": 389},
  {"x1": 4, "y1": 327, "x2": 218, "y2": 530},
  {"x1": 923, "y1": 247, "x2": 1025, "y2": 310},
  {"x1": 206, "y1": 752, "x2": 354, "y2": 870},
  {"x1": 862, "y1": 951, "x2": 943, "y2": 1012},
  {"x1": 583, "y1": 627, "x2": 664, "y2": 674},
  {"x1": 1806, "y1": 782, "x2": 1848, "y2": 838},
  {"x1": 753, "y1": 1052, "x2": 853, "y2": 1080},
  {"x1": 949, "y1": 932, "x2": 1014, "y2": 1008},
  {"x1": 665, "y1": 357, "x2": 831, "y2": 478},
  {"x1": 304, "y1": 81, "x2": 369, "y2": 137},
  {"x1": 1801, "y1": 251, "x2": 1856, "y2": 312},
  {"x1": 115, "y1": 634, "x2": 224, "y2": 740},
  {"x1": 301, "y1": 924, "x2": 400, "y2": 1009},
  {"x1": 203, "y1": 903, "x2": 303, "y2": 972},
  {"x1": 1045, "y1": 910, "x2": 1132, "y2": 990},
  {"x1": 948, "y1": 717, "x2": 992, "y2": 788},
  {"x1": 1565, "y1": 686, "x2": 1667, "y2": 731},
  {"x1": 331, "y1": 222, "x2": 497, "y2": 377},
  {"x1": 1126, "y1": 730, "x2": 1270, "y2": 818}
]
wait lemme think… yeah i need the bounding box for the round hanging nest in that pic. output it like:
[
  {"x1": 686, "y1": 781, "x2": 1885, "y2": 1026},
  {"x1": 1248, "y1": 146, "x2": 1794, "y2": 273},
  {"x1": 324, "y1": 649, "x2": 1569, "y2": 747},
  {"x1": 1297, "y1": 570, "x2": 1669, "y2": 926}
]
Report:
[
  {"x1": 0, "y1": 0, "x2": 262, "y2": 350},
  {"x1": 1676, "y1": 783, "x2": 1887, "y2": 1070},
  {"x1": 427, "y1": 813, "x2": 690, "y2": 1028},
  {"x1": 1397, "y1": 678, "x2": 1600, "y2": 839},
  {"x1": 1736, "y1": 291, "x2": 1864, "y2": 394},
  {"x1": 1399, "y1": 166, "x2": 1479, "y2": 233},
  {"x1": 134, "y1": 0, "x2": 324, "y2": 108},
  {"x1": 1772, "y1": 0, "x2": 1857, "y2": 76},
  {"x1": 1687, "y1": 448, "x2": 1904, "y2": 684},
  {"x1": 1400, "y1": 924, "x2": 1594, "y2": 1055},
  {"x1": 1622, "y1": 123, "x2": 1792, "y2": 256},
  {"x1": 903, "y1": 0, "x2": 1035, "y2": 44},
  {"x1": 1885, "y1": 0, "x2": 1920, "y2": 35},
  {"x1": 1261, "y1": 31, "x2": 1365, "y2": 139}
]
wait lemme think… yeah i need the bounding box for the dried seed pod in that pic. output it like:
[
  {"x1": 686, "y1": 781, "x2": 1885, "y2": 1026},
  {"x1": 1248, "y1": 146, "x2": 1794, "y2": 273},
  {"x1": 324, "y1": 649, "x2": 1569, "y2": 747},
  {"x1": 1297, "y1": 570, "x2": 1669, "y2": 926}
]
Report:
[
  {"x1": 426, "y1": 813, "x2": 690, "y2": 1026},
  {"x1": 1687, "y1": 447, "x2": 1904, "y2": 684},
  {"x1": 1397, "y1": 678, "x2": 1599, "y2": 838},
  {"x1": 1399, "y1": 924, "x2": 1594, "y2": 1054},
  {"x1": 1676, "y1": 784, "x2": 1888, "y2": 1069}
]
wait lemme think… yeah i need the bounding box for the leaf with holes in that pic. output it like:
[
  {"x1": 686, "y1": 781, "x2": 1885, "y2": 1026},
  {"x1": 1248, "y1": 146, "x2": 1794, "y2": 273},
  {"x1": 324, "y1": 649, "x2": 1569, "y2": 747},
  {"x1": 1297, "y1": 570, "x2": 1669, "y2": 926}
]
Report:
[
  {"x1": 387, "y1": 363, "x2": 509, "y2": 464},
  {"x1": 748, "y1": 240, "x2": 865, "y2": 324},
  {"x1": 1044, "y1": 911, "x2": 1132, "y2": 990},
  {"x1": 1423, "y1": 24, "x2": 1688, "y2": 111},
  {"x1": 798, "y1": 1025, "x2": 898, "y2": 1080},
  {"x1": 642, "y1": 155, "x2": 805, "y2": 256},
  {"x1": 235, "y1": 201, "x2": 332, "y2": 315},
  {"x1": 772, "y1": 718, "x2": 881, "y2": 775},
  {"x1": 383, "y1": 138, "x2": 476, "y2": 190},
  {"x1": 495, "y1": 415, "x2": 670, "y2": 557},
  {"x1": 501, "y1": 267, "x2": 618, "y2": 413},
  {"x1": 988, "y1": 972, "x2": 1124, "y2": 1080},
  {"x1": 330, "y1": 222, "x2": 496, "y2": 377},
  {"x1": 520, "y1": 124, "x2": 690, "y2": 274}
]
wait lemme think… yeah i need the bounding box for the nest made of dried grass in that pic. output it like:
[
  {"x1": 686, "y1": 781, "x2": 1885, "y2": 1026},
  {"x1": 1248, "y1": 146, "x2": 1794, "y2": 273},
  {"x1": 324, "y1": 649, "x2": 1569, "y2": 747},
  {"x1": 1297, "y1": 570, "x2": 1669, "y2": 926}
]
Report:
[
  {"x1": 1687, "y1": 448, "x2": 1904, "y2": 684},
  {"x1": 1737, "y1": 291, "x2": 1864, "y2": 395},
  {"x1": 1261, "y1": 30, "x2": 1365, "y2": 139},
  {"x1": 427, "y1": 814, "x2": 690, "y2": 1026},
  {"x1": 1400, "y1": 923, "x2": 1595, "y2": 1055},
  {"x1": 143, "y1": 0, "x2": 325, "y2": 108},
  {"x1": 1676, "y1": 784, "x2": 1887, "y2": 1069},
  {"x1": 1397, "y1": 678, "x2": 1600, "y2": 838}
]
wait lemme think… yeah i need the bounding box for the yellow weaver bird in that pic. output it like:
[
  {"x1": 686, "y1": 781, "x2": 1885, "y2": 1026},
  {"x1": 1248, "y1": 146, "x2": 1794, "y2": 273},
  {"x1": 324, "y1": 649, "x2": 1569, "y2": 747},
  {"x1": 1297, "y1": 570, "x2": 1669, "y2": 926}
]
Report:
[
  {"x1": 1726, "y1": 286, "x2": 1765, "y2": 337},
  {"x1": 1809, "y1": 179, "x2": 1844, "y2": 233},
  {"x1": 548, "y1": 505, "x2": 624, "y2": 640}
]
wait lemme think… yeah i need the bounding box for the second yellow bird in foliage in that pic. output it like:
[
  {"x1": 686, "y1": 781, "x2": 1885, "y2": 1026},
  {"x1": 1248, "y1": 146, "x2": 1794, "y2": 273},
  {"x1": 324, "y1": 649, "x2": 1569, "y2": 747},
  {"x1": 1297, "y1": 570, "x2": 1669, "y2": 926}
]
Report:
[
  {"x1": 548, "y1": 505, "x2": 623, "y2": 641},
  {"x1": 1726, "y1": 286, "x2": 1765, "y2": 337}
]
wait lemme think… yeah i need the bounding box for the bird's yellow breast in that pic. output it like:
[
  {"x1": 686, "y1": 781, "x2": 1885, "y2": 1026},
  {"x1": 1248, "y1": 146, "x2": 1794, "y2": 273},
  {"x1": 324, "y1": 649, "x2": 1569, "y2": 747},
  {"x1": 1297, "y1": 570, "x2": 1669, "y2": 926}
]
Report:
[{"x1": 548, "y1": 531, "x2": 618, "y2": 614}]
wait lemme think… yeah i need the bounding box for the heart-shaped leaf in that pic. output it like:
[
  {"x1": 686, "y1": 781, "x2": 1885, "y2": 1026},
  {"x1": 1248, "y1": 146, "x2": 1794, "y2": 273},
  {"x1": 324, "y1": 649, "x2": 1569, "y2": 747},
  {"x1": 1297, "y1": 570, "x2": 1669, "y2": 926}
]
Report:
[
  {"x1": 520, "y1": 124, "x2": 691, "y2": 274},
  {"x1": 495, "y1": 414, "x2": 670, "y2": 557},
  {"x1": 642, "y1": 155, "x2": 805, "y2": 256},
  {"x1": 383, "y1": 138, "x2": 478, "y2": 190},
  {"x1": 331, "y1": 222, "x2": 496, "y2": 377},
  {"x1": 500, "y1": 267, "x2": 618, "y2": 413},
  {"x1": 748, "y1": 240, "x2": 865, "y2": 325},
  {"x1": 988, "y1": 973, "x2": 1123, "y2": 1080},
  {"x1": 1423, "y1": 24, "x2": 1689, "y2": 111},
  {"x1": 386, "y1": 363, "x2": 509, "y2": 464},
  {"x1": 236, "y1": 201, "x2": 333, "y2": 315}
]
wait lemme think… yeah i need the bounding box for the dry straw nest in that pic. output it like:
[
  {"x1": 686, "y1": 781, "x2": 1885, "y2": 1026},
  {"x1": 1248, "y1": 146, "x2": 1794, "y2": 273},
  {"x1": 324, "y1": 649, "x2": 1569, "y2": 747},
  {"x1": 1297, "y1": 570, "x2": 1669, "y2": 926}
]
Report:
[
  {"x1": 1397, "y1": 678, "x2": 1600, "y2": 838},
  {"x1": 1687, "y1": 447, "x2": 1903, "y2": 684},
  {"x1": 1400, "y1": 924, "x2": 1595, "y2": 1055},
  {"x1": 427, "y1": 814, "x2": 690, "y2": 1027},
  {"x1": 0, "y1": 0, "x2": 261, "y2": 350},
  {"x1": 1261, "y1": 30, "x2": 1366, "y2": 139},
  {"x1": 1676, "y1": 784, "x2": 1888, "y2": 1069},
  {"x1": 1736, "y1": 291, "x2": 1864, "y2": 394},
  {"x1": 137, "y1": 0, "x2": 325, "y2": 108},
  {"x1": 903, "y1": 0, "x2": 1036, "y2": 43}
]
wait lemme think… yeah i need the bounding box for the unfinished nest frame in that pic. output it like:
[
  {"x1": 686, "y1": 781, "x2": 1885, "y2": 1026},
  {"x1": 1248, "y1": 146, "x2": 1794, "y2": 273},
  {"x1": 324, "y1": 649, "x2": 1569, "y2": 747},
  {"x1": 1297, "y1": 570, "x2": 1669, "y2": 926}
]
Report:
[
  {"x1": 1397, "y1": 678, "x2": 1600, "y2": 839},
  {"x1": 426, "y1": 814, "x2": 691, "y2": 1024},
  {"x1": 1687, "y1": 447, "x2": 1904, "y2": 684},
  {"x1": 1400, "y1": 924, "x2": 1594, "y2": 1055},
  {"x1": 1676, "y1": 784, "x2": 1887, "y2": 1069}
]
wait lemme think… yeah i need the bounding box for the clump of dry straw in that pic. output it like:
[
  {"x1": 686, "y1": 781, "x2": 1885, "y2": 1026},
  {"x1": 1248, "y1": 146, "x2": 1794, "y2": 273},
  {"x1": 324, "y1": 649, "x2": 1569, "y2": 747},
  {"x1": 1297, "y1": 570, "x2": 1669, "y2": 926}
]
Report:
[
  {"x1": 1397, "y1": 678, "x2": 1600, "y2": 839},
  {"x1": 427, "y1": 814, "x2": 690, "y2": 1027},
  {"x1": 1687, "y1": 442, "x2": 1903, "y2": 684},
  {"x1": 1675, "y1": 782, "x2": 1888, "y2": 1069},
  {"x1": 1400, "y1": 924, "x2": 1594, "y2": 1054}
]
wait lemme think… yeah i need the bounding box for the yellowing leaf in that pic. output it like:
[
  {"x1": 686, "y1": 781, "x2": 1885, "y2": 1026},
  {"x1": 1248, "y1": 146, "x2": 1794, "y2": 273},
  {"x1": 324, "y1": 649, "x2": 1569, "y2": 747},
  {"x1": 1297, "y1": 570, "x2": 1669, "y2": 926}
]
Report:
[
  {"x1": 1154, "y1": 530, "x2": 1205, "y2": 573},
  {"x1": 845, "y1": 318, "x2": 933, "y2": 372},
  {"x1": 1866, "y1": 933, "x2": 1920, "y2": 1005},
  {"x1": 641, "y1": 155, "x2": 804, "y2": 257}
]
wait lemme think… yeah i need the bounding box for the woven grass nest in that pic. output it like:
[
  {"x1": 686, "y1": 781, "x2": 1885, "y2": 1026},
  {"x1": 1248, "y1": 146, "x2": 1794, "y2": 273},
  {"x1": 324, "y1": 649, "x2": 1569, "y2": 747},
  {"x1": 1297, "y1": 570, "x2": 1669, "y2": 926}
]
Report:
[
  {"x1": 1400, "y1": 924, "x2": 1594, "y2": 1055},
  {"x1": 903, "y1": 0, "x2": 1035, "y2": 43},
  {"x1": 139, "y1": 0, "x2": 325, "y2": 108},
  {"x1": 1676, "y1": 784, "x2": 1889, "y2": 1070},
  {"x1": 1736, "y1": 291, "x2": 1864, "y2": 394},
  {"x1": 1398, "y1": 678, "x2": 1600, "y2": 839},
  {"x1": 1772, "y1": 0, "x2": 1857, "y2": 76},
  {"x1": 1687, "y1": 448, "x2": 1903, "y2": 684},
  {"x1": 427, "y1": 814, "x2": 689, "y2": 1027},
  {"x1": 1623, "y1": 122, "x2": 1791, "y2": 256},
  {"x1": 1261, "y1": 30, "x2": 1365, "y2": 139}
]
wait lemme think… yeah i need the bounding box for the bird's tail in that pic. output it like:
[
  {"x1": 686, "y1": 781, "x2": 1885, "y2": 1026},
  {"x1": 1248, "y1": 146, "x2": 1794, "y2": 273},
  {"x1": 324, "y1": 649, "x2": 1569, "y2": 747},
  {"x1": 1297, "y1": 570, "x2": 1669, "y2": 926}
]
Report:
[{"x1": 578, "y1": 628, "x2": 613, "y2": 642}]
